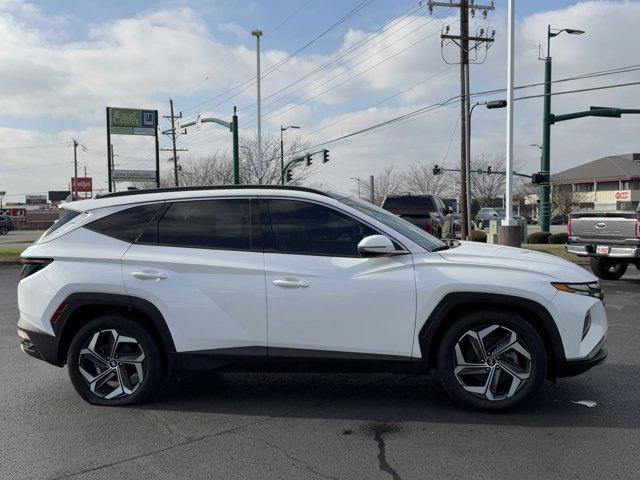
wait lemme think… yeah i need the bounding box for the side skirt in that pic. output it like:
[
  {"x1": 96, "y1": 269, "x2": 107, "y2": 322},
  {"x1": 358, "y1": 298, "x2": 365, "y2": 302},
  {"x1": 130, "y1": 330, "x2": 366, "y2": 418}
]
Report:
[{"x1": 169, "y1": 346, "x2": 417, "y2": 374}]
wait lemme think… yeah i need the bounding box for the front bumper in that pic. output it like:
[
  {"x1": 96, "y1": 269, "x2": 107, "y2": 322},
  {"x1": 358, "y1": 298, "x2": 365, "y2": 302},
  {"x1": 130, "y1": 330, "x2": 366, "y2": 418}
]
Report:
[
  {"x1": 556, "y1": 336, "x2": 607, "y2": 378},
  {"x1": 17, "y1": 325, "x2": 62, "y2": 366},
  {"x1": 566, "y1": 244, "x2": 640, "y2": 259}
]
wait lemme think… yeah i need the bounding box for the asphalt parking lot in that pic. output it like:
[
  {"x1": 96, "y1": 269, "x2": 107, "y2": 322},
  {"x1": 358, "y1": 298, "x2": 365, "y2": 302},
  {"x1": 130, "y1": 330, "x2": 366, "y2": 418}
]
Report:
[{"x1": 1, "y1": 265, "x2": 639, "y2": 480}]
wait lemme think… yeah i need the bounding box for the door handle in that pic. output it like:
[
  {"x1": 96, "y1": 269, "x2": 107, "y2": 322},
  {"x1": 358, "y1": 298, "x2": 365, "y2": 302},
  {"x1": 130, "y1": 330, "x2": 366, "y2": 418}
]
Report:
[
  {"x1": 272, "y1": 278, "x2": 309, "y2": 289},
  {"x1": 131, "y1": 271, "x2": 167, "y2": 281}
]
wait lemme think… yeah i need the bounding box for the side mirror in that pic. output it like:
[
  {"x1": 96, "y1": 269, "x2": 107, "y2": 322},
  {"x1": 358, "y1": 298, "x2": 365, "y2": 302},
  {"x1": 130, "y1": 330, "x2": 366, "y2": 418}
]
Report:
[{"x1": 357, "y1": 235, "x2": 398, "y2": 257}]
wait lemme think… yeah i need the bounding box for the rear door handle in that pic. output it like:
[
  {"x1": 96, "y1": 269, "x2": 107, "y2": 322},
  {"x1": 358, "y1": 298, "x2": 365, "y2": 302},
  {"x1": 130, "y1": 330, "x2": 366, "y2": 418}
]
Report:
[
  {"x1": 131, "y1": 271, "x2": 167, "y2": 281},
  {"x1": 272, "y1": 278, "x2": 309, "y2": 289}
]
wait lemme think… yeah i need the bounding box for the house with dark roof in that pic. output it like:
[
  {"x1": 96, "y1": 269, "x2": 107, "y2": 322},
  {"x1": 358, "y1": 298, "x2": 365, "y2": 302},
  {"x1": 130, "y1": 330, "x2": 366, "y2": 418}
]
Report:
[{"x1": 551, "y1": 153, "x2": 640, "y2": 211}]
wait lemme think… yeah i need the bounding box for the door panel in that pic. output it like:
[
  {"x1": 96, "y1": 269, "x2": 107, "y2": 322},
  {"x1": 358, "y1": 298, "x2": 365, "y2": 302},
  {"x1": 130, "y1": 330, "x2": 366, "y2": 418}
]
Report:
[
  {"x1": 261, "y1": 198, "x2": 416, "y2": 358},
  {"x1": 265, "y1": 253, "x2": 416, "y2": 357},
  {"x1": 121, "y1": 198, "x2": 267, "y2": 353},
  {"x1": 122, "y1": 245, "x2": 267, "y2": 353}
]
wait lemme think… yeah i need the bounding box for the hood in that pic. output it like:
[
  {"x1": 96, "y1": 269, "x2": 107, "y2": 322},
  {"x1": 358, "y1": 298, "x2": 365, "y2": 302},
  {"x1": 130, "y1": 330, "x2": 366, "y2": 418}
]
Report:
[{"x1": 437, "y1": 241, "x2": 595, "y2": 282}]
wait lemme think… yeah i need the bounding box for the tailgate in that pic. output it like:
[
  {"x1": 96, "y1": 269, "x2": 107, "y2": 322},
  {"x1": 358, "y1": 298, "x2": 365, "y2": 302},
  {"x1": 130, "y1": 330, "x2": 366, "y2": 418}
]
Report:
[{"x1": 571, "y1": 211, "x2": 637, "y2": 244}]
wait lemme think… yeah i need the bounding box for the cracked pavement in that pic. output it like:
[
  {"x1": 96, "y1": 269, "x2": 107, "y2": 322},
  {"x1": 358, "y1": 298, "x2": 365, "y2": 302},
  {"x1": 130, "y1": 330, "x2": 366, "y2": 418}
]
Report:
[{"x1": 2, "y1": 265, "x2": 640, "y2": 479}]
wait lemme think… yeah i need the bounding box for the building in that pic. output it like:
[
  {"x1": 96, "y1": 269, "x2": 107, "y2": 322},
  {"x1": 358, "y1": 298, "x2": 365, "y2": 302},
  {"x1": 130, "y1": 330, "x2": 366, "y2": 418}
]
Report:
[{"x1": 551, "y1": 153, "x2": 640, "y2": 211}]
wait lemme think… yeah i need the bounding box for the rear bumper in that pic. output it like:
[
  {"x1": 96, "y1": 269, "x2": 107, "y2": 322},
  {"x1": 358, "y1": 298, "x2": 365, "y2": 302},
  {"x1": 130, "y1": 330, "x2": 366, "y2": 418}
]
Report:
[
  {"x1": 556, "y1": 337, "x2": 607, "y2": 378},
  {"x1": 566, "y1": 244, "x2": 640, "y2": 259},
  {"x1": 17, "y1": 325, "x2": 62, "y2": 366}
]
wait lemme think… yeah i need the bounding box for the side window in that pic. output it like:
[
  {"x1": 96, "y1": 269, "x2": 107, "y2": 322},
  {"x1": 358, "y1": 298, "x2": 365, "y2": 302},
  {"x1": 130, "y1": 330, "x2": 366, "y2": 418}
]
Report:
[
  {"x1": 265, "y1": 199, "x2": 377, "y2": 257},
  {"x1": 87, "y1": 204, "x2": 161, "y2": 242},
  {"x1": 157, "y1": 199, "x2": 252, "y2": 250}
]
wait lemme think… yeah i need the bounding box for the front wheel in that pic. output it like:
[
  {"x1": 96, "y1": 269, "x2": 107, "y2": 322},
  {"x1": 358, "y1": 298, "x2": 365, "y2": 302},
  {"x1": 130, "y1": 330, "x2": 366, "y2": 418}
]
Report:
[
  {"x1": 590, "y1": 257, "x2": 627, "y2": 280},
  {"x1": 67, "y1": 314, "x2": 166, "y2": 406},
  {"x1": 0, "y1": 227, "x2": 8, "y2": 235},
  {"x1": 437, "y1": 309, "x2": 547, "y2": 412}
]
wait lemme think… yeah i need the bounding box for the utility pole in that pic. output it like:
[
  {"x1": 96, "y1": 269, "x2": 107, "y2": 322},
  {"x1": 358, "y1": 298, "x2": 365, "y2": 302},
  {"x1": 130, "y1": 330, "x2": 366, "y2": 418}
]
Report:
[
  {"x1": 428, "y1": 0, "x2": 495, "y2": 240},
  {"x1": 252, "y1": 29, "x2": 263, "y2": 183},
  {"x1": 72, "y1": 139, "x2": 79, "y2": 201},
  {"x1": 369, "y1": 175, "x2": 375, "y2": 204},
  {"x1": 162, "y1": 100, "x2": 188, "y2": 187}
]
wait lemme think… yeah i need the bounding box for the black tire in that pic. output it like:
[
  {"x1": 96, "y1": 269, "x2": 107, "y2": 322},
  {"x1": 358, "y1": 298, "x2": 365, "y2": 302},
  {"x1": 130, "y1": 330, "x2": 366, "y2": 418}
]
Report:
[
  {"x1": 0, "y1": 226, "x2": 8, "y2": 235},
  {"x1": 476, "y1": 220, "x2": 484, "y2": 230},
  {"x1": 590, "y1": 257, "x2": 627, "y2": 280},
  {"x1": 67, "y1": 314, "x2": 166, "y2": 406},
  {"x1": 437, "y1": 309, "x2": 547, "y2": 412}
]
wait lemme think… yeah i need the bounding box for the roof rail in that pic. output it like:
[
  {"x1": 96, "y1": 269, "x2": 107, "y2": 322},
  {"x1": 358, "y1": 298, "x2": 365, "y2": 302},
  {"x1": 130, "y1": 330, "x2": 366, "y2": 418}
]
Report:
[{"x1": 96, "y1": 185, "x2": 328, "y2": 199}]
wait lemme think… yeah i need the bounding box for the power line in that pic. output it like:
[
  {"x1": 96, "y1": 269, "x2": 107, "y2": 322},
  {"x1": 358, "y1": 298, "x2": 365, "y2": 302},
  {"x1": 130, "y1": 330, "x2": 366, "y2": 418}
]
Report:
[{"x1": 0, "y1": 142, "x2": 69, "y2": 152}]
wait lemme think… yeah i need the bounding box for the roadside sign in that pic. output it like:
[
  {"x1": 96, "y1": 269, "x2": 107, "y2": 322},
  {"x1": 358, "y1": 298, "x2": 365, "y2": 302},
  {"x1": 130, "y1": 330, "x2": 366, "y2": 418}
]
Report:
[
  {"x1": 71, "y1": 177, "x2": 93, "y2": 192},
  {"x1": 109, "y1": 108, "x2": 156, "y2": 136},
  {"x1": 614, "y1": 190, "x2": 630, "y2": 201},
  {"x1": 112, "y1": 169, "x2": 157, "y2": 182}
]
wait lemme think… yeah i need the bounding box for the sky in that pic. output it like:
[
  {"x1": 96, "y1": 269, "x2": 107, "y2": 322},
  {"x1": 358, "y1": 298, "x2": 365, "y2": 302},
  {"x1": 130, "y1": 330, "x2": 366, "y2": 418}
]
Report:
[{"x1": 0, "y1": 0, "x2": 639, "y2": 200}]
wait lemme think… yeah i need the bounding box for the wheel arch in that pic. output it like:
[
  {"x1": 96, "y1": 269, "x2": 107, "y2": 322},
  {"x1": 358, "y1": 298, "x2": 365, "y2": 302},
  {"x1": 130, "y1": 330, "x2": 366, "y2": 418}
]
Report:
[
  {"x1": 417, "y1": 292, "x2": 565, "y2": 380},
  {"x1": 53, "y1": 293, "x2": 176, "y2": 367}
]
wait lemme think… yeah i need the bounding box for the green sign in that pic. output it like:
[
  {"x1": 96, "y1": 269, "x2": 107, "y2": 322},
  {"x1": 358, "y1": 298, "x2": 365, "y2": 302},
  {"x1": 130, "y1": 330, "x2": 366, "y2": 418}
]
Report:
[{"x1": 108, "y1": 107, "x2": 156, "y2": 136}]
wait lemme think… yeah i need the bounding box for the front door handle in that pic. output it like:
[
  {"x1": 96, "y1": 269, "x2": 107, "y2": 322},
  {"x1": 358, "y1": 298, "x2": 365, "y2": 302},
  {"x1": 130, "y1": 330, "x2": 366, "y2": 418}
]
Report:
[
  {"x1": 131, "y1": 271, "x2": 167, "y2": 281},
  {"x1": 272, "y1": 278, "x2": 309, "y2": 289}
]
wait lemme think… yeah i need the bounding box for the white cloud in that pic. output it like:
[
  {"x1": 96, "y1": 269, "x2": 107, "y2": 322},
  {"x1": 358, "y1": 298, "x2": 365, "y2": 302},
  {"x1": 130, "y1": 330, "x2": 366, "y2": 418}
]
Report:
[{"x1": 218, "y1": 21, "x2": 248, "y2": 39}]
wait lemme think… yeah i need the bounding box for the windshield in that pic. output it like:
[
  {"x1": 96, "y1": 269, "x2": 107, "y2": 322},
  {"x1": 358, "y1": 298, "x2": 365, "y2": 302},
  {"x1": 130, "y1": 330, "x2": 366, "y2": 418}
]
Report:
[{"x1": 330, "y1": 193, "x2": 446, "y2": 251}]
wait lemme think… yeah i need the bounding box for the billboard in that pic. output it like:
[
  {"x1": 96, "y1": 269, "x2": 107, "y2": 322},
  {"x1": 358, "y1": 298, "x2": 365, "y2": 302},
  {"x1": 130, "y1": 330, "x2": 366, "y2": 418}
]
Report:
[
  {"x1": 26, "y1": 194, "x2": 47, "y2": 205},
  {"x1": 112, "y1": 169, "x2": 157, "y2": 182},
  {"x1": 109, "y1": 108, "x2": 156, "y2": 136},
  {"x1": 49, "y1": 191, "x2": 71, "y2": 202},
  {"x1": 71, "y1": 177, "x2": 93, "y2": 192}
]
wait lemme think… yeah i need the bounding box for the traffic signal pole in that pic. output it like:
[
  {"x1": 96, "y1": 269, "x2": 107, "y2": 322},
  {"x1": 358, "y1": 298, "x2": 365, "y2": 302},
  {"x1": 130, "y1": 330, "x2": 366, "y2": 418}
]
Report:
[{"x1": 540, "y1": 49, "x2": 552, "y2": 232}]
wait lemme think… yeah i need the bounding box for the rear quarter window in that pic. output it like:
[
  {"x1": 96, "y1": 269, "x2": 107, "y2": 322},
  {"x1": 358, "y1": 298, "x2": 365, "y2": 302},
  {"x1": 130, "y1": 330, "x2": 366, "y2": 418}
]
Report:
[
  {"x1": 41, "y1": 209, "x2": 81, "y2": 239},
  {"x1": 86, "y1": 203, "x2": 163, "y2": 242}
]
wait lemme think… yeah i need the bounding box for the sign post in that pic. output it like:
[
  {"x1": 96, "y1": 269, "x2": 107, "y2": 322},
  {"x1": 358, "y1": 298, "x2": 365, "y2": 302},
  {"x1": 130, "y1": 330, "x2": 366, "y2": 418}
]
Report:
[{"x1": 106, "y1": 107, "x2": 160, "y2": 191}]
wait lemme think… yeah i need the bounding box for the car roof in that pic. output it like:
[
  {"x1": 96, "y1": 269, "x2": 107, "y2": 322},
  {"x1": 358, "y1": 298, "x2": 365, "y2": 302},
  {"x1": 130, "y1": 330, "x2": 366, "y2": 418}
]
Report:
[{"x1": 67, "y1": 185, "x2": 329, "y2": 212}]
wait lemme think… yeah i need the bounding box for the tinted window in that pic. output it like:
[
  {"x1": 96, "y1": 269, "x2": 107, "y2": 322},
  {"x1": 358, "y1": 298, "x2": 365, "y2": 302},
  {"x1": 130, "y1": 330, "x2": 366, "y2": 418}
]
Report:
[
  {"x1": 88, "y1": 203, "x2": 162, "y2": 242},
  {"x1": 382, "y1": 196, "x2": 437, "y2": 214},
  {"x1": 158, "y1": 199, "x2": 252, "y2": 250},
  {"x1": 265, "y1": 199, "x2": 376, "y2": 257},
  {"x1": 332, "y1": 194, "x2": 446, "y2": 251},
  {"x1": 41, "y1": 209, "x2": 81, "y2": 239}
]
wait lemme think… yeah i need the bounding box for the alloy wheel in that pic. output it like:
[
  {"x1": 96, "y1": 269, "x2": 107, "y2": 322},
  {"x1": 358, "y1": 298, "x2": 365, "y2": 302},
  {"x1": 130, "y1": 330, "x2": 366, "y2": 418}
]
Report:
[
  {"x1": 78, "y1": 329, "x2": 146, "y2": 399},
  {"x1": 453, "y1": 325, "x2": 531, "y2": 401}
]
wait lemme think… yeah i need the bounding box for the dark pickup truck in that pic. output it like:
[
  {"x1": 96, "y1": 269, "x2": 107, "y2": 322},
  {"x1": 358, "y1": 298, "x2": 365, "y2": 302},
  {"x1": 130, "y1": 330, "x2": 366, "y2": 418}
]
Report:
[{"x1": 566, "y1": 208, "x2": 640, "y2": 280}]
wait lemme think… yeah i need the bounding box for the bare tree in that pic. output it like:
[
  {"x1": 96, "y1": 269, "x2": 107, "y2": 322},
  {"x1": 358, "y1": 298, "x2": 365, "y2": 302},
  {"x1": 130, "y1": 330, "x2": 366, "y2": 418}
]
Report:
[
  {"x1": 401, "y1": 162, "x2": 450, "y2": 197},
  {"x1": 240, "y1": 133, "x2": 313, "y2": 185},
  {"x1": 552, "y1": 183, "x2": 584, "y2": 220},
  {"x1": 358, "y1": 166, "x2": 403, "y2": 206},
  {"x1": 470, "y1": 153, "x2": 505, "y2": 207}
]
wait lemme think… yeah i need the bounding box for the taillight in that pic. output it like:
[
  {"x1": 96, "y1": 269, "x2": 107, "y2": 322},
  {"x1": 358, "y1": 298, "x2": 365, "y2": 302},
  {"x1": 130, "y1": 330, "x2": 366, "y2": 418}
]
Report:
[
  {"x1": 425, "y1": 217, "x2": 433, "y2": 234},
  {"x1": 568, "y1": 217, "x2": 572, "y2": 237},
  {"x1": 50, "y1": 302, "x2": 68, "y2": 324},
  {"x1": 20, "y1": 258, "x2": 53, "y2": 279}
]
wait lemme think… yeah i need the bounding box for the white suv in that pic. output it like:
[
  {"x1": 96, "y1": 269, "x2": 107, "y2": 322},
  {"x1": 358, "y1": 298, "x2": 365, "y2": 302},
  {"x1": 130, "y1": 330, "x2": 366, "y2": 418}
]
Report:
[{"x1": 17, "y1": 186, "x2": 607, "y2": 411}]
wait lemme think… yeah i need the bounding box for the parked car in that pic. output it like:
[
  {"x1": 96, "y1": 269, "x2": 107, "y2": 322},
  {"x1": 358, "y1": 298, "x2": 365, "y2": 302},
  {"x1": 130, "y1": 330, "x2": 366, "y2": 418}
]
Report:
[
  {"x1": 0, "y1": 215, "x2": 14, "y2": 235},
  {"x1": 17, "y1": 186, "x2": 607, "y2": 412},
  {"x1": 450, "y1": 212, "x2": 462, "y2": 236},
  {"x1": 474, "y1": 207, "x2": 523, "y2": 230},
  {"x1": 381, "y1": 194, "x2": 448, "y2": 238},
  {"x1": 566, "y1": 207, "x2": 640, "y2": 280}
]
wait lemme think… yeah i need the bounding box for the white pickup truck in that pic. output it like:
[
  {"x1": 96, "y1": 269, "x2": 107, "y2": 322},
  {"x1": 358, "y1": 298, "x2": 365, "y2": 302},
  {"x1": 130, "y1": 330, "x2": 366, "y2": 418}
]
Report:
[{"x1": 566, "y1": 208, "x2": 640, "y2": 280}]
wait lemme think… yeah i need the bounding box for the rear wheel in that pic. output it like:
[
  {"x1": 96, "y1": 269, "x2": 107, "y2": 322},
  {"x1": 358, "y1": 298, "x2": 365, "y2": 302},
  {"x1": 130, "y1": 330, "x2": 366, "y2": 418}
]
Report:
[
  {"x1": 67, "y1": 314, "x2": 166, "y2": 406},
  {"x1": 590, "y1": 257, "x2": 627, "y2": 280},
  {"x1": 437, "y1": 309, "x2": 547, "y2": 412},
  {"x1": 0, "y1": 226, "x2": 8, "y2": 235}
]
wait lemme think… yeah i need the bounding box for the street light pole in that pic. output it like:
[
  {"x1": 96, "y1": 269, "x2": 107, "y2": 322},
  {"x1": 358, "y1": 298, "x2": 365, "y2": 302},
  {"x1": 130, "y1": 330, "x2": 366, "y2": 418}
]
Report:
[
  {"x1": 280, "y1": 125, "x2": 300, "y2": 185},
  {"x1": 468, "y1": 99, "x2": 507, "y2": 238},
  {"x1": 252, "y1": 29, "x2": 263, "y2": 184},
  {"x1": 540, "y1": 25, "x2": 585, "y2": 232}
]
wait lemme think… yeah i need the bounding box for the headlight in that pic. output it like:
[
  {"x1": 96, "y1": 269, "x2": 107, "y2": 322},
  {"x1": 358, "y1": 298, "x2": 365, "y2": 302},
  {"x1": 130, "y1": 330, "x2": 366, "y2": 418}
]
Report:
[{"x1": 552, "y1": 281, "x2": 603, "y2": 300}]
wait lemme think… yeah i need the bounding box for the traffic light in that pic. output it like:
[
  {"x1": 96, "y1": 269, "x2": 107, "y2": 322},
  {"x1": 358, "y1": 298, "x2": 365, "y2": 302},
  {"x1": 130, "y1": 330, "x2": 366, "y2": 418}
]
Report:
[
  {"x1": 285, "y1": 169, "x2": 293, "y2": 183},
  {"x1": 322, "y1": 149, "x2": 330, "y2": 163},
  {"x1": 306, "y1": 154, "x2": 312, "y2": 167},
  {"x1": 476, "y1": 168, "x2": 483, "y2": 175},
  {"x1": 486, "y1": 166, "x2": 492, "y2": 174},
  {"x1": 433, "y1": 164, "x2": 442, "y2": 175},
  {"x1": 531, "y1": 172, "x2": 548, "y2": 185}
]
